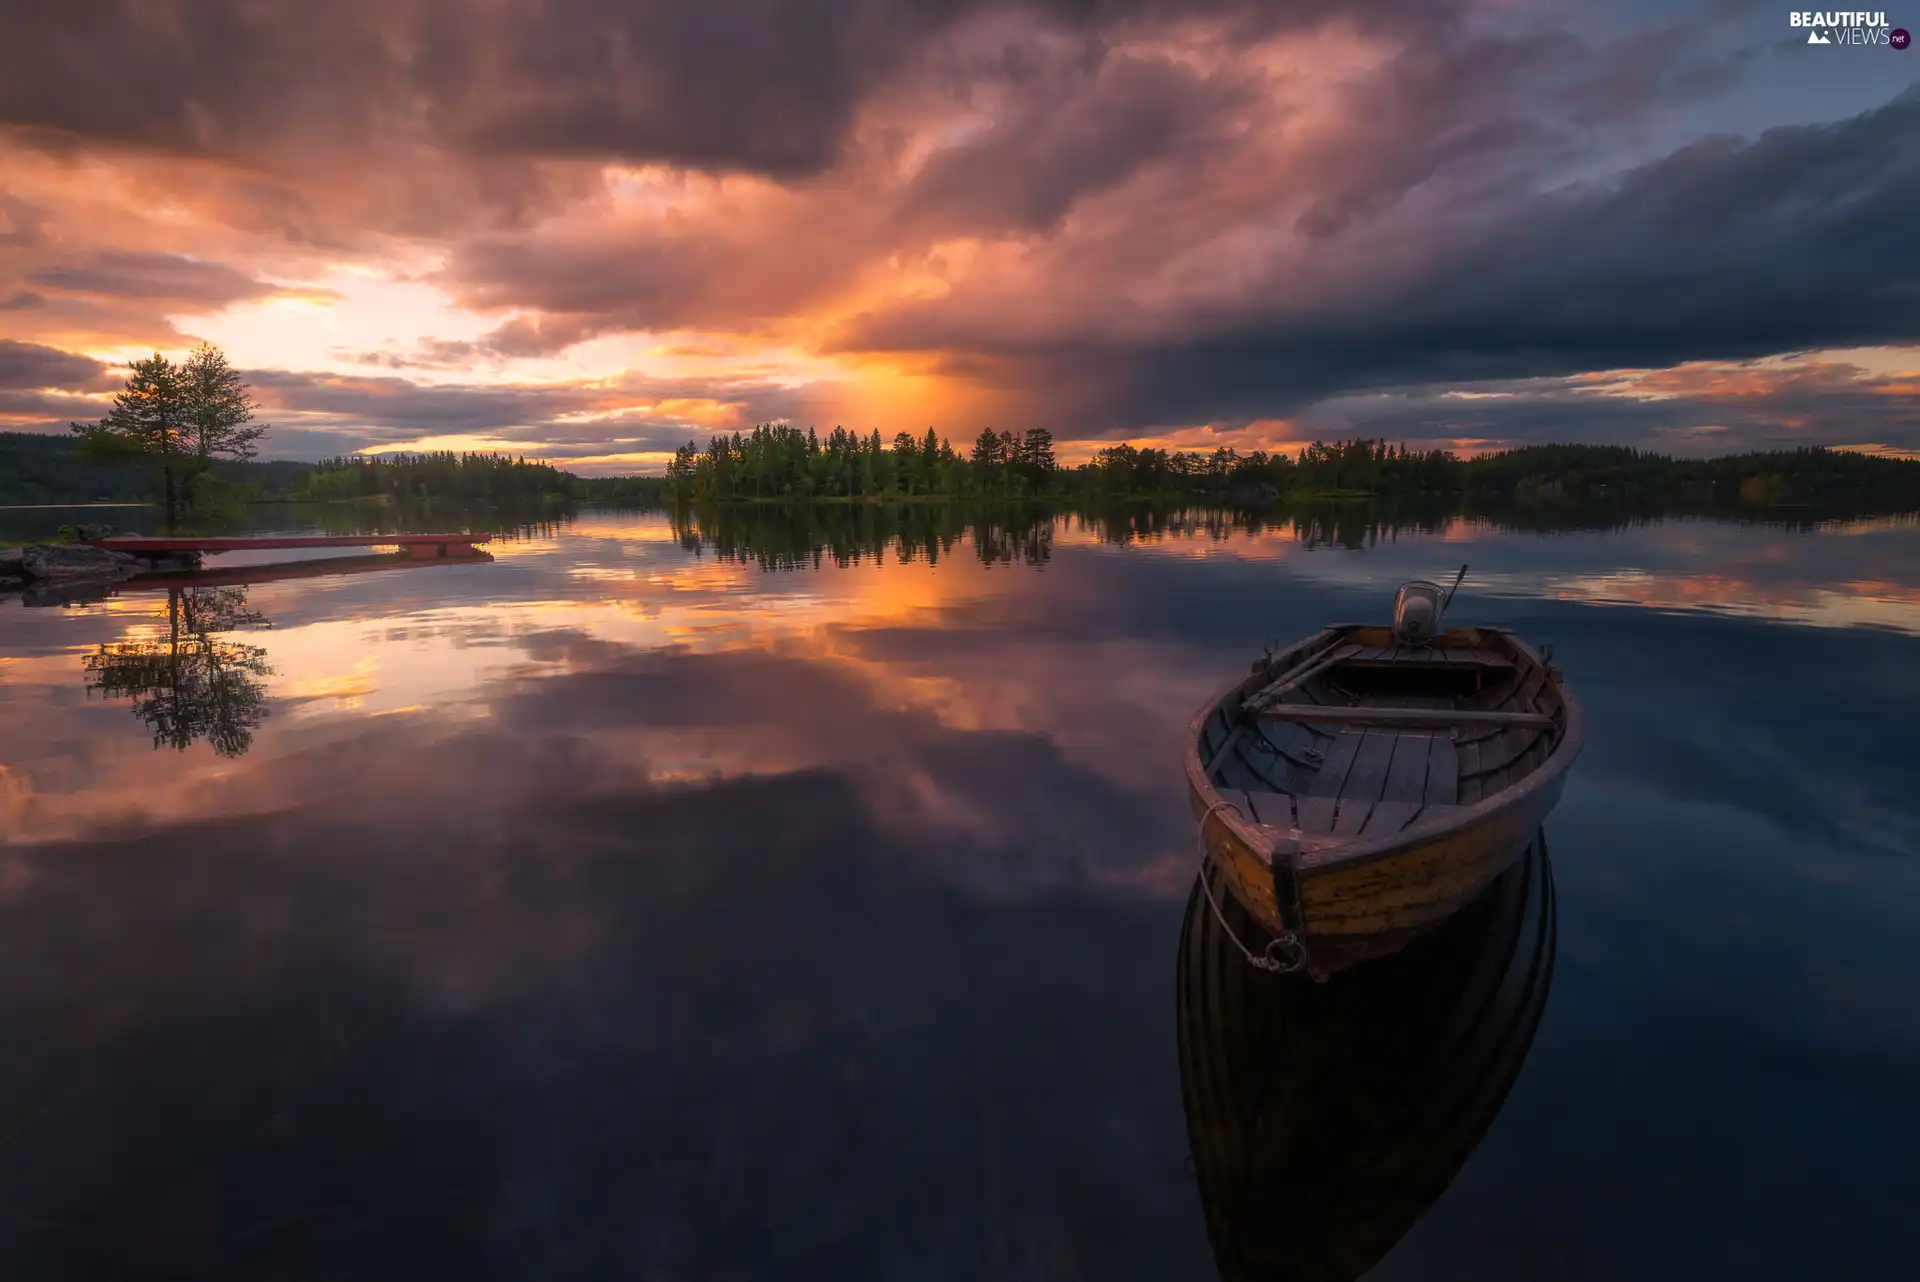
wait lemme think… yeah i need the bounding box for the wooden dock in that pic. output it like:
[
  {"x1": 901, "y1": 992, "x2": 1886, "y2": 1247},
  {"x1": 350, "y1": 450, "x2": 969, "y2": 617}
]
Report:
[
  {"x1": 89, "y1": 533, "x2": 492, "y2": 560},
  {"x1": 129, "y1": 549, "x2": 495, "y2": 589}
]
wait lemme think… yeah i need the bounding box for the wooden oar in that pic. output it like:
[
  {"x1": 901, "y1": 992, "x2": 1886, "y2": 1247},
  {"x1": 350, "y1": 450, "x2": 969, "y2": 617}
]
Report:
[{"x1": 1241, "y1": 643, "x2": 1361, "y2": 715}]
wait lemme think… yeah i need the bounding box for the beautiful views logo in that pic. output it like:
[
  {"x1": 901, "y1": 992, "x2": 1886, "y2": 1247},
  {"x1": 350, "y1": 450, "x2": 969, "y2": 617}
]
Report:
[{"x1": 1788, "y1": 11, "x2": 1905, "y2": 44}]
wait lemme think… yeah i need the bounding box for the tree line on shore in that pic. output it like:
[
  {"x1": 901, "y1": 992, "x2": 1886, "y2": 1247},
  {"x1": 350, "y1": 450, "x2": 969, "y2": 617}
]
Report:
[
  {"x1": 0, "y1": 428, "x2": 646, "y2": 512},
  {"x1": 659, "y1": 424, "x2": 1920, "y2": 509},
  {"x1": 291, "y1": 451, "x2": 578, "y2": 503},
  {"x1": 12, "y1": 422, "x2": 1920, "y2": 518},
  {"x1": 664, "y1": 423, "x2": 1059, "y2": 502}
]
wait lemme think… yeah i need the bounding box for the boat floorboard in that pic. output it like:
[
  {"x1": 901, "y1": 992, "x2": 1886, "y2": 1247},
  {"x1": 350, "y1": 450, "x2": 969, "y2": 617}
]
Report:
[
  {"x1": 1216, "y1": 787, "x2": 1296, "y2": 829},
  {"x1": 1234, "y1": 740, "x2": 1296, "y2": 794},
  {"x1": 1426, "y1": 735, "x2": 1460, "y2": 805},
  {"x1": 1361, "y1": 800, "x2": 1424, "y2": 837},
  {"x1": 1458, "y1": 736, "x2": 1483, "y2": 804},
  {"x1": 1380, "y1": 732, "x2": 1433, "y2": 804},
  {"x1": 1309, "y1": 728, "x2": 1364, "y2": 787},
  {"x1": 1296, "y1": 794, "x2": 1338, "y2": 834},
  {"x1": 1247, "y1": 790, "x2": 1295, "y2": 827},
  {"x1": 1333, "y1": 730, "x2": 1398, "y2": 836},
  {"x1": 1208, "y1": 628, "x2": 1560, "y2": 833},
  {"x1": 1216, "y1": 787, "x2": 1257, "y2": 823}
]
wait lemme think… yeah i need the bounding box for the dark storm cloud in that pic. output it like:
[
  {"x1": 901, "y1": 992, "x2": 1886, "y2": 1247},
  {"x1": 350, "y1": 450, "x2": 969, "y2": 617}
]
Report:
[
  {"x1": 0, "y1": 338, "x2": 105, "y2": 388},
  {"x1": 1546, "y1": 9, "x2": 1765, "y2": 126},
  {"x1": 1393, "y1": 87, "x2": 1920, "y2": 367},
  {"x1": 246, "y1": 368, "x2": 712, "y2": 435},
  {"x1": 0, "y1": 0, "x2": 1425, "y2": 178},
  {"x1": 1284, "y1": 355, "x2": 1920, "y2": 453},
  {"x1": 26, "y1": 250, "x2": 274, "y2": 305},
  {"x1": 1284, "y1": 28, "x2": 1586, "y2": 241},
  {"x1": 430, "y1": 4, "x2": 1477, "y2": 350},
  {"x1": 440, "y1": 239, "x2": 747, "y2": 348},
  {"x1": 896, "y1": 48, "x2": 1261, "y2": 237},
  {"x1": 422, "y1": 1, "x2": 1787, "y2": 370},
  {"x1": 1023, "y1": 86, "x2": 1920, "y2": 432}
]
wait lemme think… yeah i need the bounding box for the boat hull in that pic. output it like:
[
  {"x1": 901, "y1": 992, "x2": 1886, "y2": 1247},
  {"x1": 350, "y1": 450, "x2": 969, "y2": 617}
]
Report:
[{"x1": 1184, "y1": 624, "x2": 1582, "y2": 977}]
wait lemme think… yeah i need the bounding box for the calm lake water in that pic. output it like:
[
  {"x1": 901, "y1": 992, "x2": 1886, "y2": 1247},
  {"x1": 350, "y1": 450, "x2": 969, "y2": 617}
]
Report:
[{"x1": 1, "y1": 505, "x2": 1915, "y2": 1279}]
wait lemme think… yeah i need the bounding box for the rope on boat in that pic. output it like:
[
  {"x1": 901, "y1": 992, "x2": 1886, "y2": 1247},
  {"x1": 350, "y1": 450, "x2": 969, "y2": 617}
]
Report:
[{"x1": 1195, "y1": 798, "x2": 1310, "y2": 975}]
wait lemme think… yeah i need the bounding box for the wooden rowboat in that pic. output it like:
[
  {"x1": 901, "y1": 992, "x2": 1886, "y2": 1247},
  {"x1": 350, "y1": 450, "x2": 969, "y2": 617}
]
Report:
[{"x1": 1185, "y1": 581, "x2": 1582, "y2": 979}]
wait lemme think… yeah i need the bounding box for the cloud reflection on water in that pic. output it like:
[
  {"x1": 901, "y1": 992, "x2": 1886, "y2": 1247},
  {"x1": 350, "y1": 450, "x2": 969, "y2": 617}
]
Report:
[
  {"x1": 0, "y1": 505, "x2": 1916, "y2": 1278},
  {"x1": 5, "y1": 509, "x2": 1920, "y2": 843}
]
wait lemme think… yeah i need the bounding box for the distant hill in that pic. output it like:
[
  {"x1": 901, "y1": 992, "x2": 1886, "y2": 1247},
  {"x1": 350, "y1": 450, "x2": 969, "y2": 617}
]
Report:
[
  {"x1": 0, "y1": 432, "x2": 668, "y2": 508},
  {"x1": 0, "y1": 431, "x2": 155, "y2": 503},
  {"x1": 0, "y1": 432, "x2": 315, "y2": 505}
]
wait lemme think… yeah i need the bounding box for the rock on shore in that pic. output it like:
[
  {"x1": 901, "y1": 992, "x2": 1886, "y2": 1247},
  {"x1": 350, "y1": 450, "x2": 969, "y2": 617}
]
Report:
[
  {"x1": 23, "y1": 543, "x2": 145, "y2": 580},
  {"x1": 1, "y1": 543, "x2": 205, "y2": 597}
]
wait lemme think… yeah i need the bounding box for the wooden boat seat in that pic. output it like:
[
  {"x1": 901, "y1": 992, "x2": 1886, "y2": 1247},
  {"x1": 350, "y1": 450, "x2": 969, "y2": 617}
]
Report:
[
  {"x1": 1340, "y1": 646, "x2": 1516, "y2": 669},
  {"x1": 1241, "y1": 643, "x2": 1520, "y2": 716},
  {"x1": 1256, "y1": 705, "x2": 1555, "y2": 729}
]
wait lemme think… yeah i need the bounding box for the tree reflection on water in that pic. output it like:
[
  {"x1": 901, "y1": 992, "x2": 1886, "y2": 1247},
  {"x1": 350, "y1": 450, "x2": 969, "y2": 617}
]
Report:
[
  {"x1": 661, "y1": 493, "x2": 1917, "y2": 570},
  {"x1": 670, "y1": 502, "x2": 1056, "y2": 569},
  {"x1": 83, "y1": 586, "x2": 273, "y2": 758}
]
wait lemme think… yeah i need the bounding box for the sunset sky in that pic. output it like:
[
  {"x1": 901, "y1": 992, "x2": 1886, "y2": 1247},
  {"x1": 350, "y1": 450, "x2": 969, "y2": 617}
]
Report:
[{"x1": 1, "y1": 0, "x2": 1915, "y2": 474}]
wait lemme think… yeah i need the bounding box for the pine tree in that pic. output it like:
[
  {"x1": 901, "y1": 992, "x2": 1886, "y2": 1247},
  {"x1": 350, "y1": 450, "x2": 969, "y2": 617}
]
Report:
[
  {"x1": 972, "y1": 428, "x2": 1004, "y2": 469},
  {"x1": 1021, "y1": 427, "x2": 1056, "y2": 477},
  {"x1": 179, "y1": 343, "x2": 269, "y2": 510},
  {"x1": 72, "y1": 353, "x2": 192, "y2": 526}
]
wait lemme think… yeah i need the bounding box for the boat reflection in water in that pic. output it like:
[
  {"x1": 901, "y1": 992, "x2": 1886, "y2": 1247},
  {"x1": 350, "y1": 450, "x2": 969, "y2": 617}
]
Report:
[{"x1": 1177, "y1": 831, "x2": 1555, "y2": 1281}]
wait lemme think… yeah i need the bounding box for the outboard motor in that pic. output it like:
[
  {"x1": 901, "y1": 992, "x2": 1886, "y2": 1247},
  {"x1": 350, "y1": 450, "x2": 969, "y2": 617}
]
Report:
[
  {"x1": 1392, "y1": 564, "x2": 1468, "y2": 646},
  {"x1": 1392, "y1": 580, "x2": 1444, "y2": 646}
]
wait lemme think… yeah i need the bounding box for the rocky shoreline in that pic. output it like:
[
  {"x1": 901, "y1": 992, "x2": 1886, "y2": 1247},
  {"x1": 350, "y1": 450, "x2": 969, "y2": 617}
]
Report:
[{"x1": 1, "y1": 543, "x2": 205, "y2": 606}]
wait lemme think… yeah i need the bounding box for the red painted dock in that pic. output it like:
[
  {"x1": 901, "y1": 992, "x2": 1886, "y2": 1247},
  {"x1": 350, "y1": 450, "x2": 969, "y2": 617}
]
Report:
[
  {"x1": 130, "y1": 549, "x2": 495, "y2": 589},
  {"x1": 90, "y1": 533, "x2": 492, "y2": 559}
]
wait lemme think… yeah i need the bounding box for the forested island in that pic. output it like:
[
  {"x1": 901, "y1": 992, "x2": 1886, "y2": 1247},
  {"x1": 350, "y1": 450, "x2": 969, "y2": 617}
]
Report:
[
  {"x1": 7, "y1": 419, "x2": 1920, "y2": 520},
  {"x1": 656, "y1": 425, "x2": 1920, "y2": 511}
]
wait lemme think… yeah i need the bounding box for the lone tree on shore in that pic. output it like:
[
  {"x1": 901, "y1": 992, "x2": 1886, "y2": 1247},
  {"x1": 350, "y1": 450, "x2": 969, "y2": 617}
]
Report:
[
  {"x1": 72, "y1": 343, "x2": 269, "y2": 527},
  {"x1": 180, "y1": 343, "x2": 269, "y2": 510}
]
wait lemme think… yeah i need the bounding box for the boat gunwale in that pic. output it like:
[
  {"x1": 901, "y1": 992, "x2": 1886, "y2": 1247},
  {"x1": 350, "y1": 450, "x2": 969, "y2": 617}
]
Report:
[{"x1": 1184, "y1": 624, "x2": 1586, "y2": 882}]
